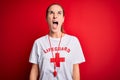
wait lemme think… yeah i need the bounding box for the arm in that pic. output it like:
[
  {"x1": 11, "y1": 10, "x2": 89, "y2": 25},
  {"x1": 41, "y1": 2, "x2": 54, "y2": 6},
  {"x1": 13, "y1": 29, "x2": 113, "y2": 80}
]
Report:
[
  {"x1": 73, "y1": 64, "x2": 80, "y2": 80},
  {"x1": 29, "y1": 64, "x2": 39, "y2": 80}
]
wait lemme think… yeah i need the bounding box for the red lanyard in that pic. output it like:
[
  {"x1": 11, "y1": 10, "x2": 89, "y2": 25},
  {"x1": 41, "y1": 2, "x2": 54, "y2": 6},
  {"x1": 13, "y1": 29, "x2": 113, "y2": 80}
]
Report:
[{"x1": 48, "y1": 34, "x2": 62, "y2": 77}]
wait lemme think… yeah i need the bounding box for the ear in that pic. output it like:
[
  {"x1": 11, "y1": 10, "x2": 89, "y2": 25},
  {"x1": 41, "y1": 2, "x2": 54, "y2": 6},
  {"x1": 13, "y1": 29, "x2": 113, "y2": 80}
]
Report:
[
  {"x1": 46, "y1": 17, "x2": 48, "y2": 22},
  {"x1": 62, "y1": 16, "x2": 65, "y2": 23}
]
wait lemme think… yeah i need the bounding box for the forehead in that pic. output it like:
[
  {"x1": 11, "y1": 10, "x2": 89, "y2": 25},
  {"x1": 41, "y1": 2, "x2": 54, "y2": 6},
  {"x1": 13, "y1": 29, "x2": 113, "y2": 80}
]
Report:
[{"x1": 48, "y1": 4, "x2": 63, "y2": 11}]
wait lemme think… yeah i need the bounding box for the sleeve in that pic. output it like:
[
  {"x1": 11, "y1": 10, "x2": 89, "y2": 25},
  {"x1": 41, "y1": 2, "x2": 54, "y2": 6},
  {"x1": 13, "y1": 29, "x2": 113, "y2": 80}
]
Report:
[
  {"x1": 72, "y1": 37, "x2": 85, "y2": 64},
  {"x1": 29, "y1": 40, "x2": 40, "y2": 64}
]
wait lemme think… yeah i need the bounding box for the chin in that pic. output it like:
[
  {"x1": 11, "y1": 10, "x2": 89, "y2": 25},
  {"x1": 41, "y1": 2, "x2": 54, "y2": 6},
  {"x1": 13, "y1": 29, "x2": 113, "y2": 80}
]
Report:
[{"x1": 51, "y1": 29, "x2": 59, "y2": 33}]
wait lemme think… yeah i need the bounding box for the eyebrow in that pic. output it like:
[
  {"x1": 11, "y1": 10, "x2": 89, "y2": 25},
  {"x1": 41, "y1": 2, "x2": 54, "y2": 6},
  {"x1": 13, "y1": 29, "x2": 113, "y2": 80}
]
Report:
[
  {"x1": 48, "y1": 10, "x2": 63, "y2": 12},
  {"x1": 58, "y1": 11, "x2": 62, "y2": 13}
]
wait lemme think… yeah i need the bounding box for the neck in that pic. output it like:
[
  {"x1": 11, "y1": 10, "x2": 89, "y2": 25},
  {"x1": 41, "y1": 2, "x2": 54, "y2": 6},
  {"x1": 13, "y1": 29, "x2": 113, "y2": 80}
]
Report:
[{"x1": 49, "y1": 31, "x2": 63, "y2": 38}]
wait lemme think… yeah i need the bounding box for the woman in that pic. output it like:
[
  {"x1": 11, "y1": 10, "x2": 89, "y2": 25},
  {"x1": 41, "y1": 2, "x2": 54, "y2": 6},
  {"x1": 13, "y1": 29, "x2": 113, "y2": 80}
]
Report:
[{"x1": 29, "y1": 3, "x2": 85, "y2": 80}]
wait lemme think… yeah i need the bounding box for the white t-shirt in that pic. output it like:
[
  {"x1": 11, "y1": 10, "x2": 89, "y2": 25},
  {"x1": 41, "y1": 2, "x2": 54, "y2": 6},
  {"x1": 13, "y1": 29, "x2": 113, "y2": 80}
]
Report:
[{"x1": 29, "y1": 34, "x2": 85, "y2": 80}]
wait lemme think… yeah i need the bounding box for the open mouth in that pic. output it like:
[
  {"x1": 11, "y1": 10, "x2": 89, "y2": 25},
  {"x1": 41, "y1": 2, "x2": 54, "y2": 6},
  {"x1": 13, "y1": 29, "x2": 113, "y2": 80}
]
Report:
[{"x1": 53, "y1": 21, "x2": 58, "y2": 25}]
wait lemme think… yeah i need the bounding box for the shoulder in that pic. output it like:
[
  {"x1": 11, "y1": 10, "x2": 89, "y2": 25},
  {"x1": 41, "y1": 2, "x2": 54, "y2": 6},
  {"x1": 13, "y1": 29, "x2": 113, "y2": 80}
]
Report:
[
  {"x1": 34, "y1": 35, "x2": 48, "y2": 44},
  {"x1": 65, "y1": 34, "x2": 79, "y2": 41}
]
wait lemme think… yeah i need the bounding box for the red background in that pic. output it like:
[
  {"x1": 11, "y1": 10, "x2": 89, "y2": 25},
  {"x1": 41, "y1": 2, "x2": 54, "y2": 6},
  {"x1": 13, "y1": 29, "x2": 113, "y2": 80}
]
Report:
[{"x1": 0, "y1": 0, "x2": 120, "y2": 80}]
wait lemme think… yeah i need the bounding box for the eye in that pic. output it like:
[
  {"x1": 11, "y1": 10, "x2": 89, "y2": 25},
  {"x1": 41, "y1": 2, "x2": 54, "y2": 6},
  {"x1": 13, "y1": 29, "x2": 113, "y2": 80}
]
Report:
[
  {"x1": 58, "y1": 11, "x2": 62, "y2": 15},
  {"x1": 49, "y1": 11, "x2": 54, "y2": 14}
]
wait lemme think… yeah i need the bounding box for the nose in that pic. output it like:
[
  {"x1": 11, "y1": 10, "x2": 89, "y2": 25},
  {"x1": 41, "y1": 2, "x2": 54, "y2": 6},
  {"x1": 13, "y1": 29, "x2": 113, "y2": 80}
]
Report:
[{"x1": 53, "y1": 13, "x2": 57, "y2": 19}]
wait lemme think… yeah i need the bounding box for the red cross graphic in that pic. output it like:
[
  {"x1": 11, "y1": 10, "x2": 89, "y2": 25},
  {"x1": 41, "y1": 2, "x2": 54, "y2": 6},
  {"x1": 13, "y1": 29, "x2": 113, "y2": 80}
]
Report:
[{"x1": 50, "y1": 53, "x2": 65, "y2": 67}]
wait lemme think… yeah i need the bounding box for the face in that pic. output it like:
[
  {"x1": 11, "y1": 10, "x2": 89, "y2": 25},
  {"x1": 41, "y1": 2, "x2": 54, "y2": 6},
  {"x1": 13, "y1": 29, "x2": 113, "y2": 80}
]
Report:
[{"x1": 47, "y1": 4, "x2": 64, "y2": 33}]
